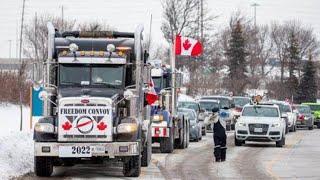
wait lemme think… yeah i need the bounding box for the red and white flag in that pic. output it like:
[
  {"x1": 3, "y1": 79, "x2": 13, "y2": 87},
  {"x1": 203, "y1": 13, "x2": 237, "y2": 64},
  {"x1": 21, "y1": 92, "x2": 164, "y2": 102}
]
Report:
[
  {"x1": 145, "y1": 79, "x2": 158, "y2": 105},
  {"x1": 175, "y1": 35, "x2": 203, "y2": 57}
]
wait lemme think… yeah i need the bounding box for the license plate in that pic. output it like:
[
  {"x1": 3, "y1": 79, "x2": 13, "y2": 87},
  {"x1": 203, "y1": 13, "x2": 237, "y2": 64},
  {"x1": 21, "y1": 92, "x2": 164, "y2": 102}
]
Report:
[
  {"x1": 254, "y1": 128, "x2": 263, "y2": 133},
  {"x1": 59, "y1": 145, "x2": 92, "y2": 157}
]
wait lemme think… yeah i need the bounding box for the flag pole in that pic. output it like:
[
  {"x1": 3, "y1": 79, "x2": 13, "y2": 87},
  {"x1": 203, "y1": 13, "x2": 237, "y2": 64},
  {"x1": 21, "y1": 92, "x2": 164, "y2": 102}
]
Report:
[{"x1": 171, "y1": 35, "x2": 176, "y2": 115}]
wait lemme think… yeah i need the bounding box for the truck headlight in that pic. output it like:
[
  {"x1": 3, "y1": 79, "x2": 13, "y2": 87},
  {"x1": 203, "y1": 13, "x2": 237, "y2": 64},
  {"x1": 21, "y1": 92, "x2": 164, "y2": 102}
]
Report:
[
  {"x1": 117, "y1": 123, "x2": 138, "y2": 134},
  {"x1": 238, "y1": 122, "x2": 246, "y2": 127},
  {"x1": 152, "y1": 115, "x2": 163, "y2": 122},
  {"x1": 34, "y1": 123, "x2": 54, "y2": 133},
  {"x1": 272, "y1": 123, "x2": 281, "y2": 127}
]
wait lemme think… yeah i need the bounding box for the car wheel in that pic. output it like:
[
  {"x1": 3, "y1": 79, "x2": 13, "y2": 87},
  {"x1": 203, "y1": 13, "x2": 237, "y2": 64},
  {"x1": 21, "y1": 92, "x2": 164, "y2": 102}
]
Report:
[
  {"x1": 276, "y1": 135, "x2": 285, "y2": 148},
  {"x1": 234, "y1": 136, "x2": 243, "y2": 146}
]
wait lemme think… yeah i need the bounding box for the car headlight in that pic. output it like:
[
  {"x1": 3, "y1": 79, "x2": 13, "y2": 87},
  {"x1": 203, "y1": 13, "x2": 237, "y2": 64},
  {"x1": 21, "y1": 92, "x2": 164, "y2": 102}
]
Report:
[
  {"x1": 117, "y1": 123, "x2": 138, "y2": 134},
  {"x1": 238, "y1": 122, "x2": 246, "y2": 127},
  {"x1": 272, "y1": 122, "x2": 281, "y2": 127},
  {"x1": 34, "y1": 123, "x2": 54, "y2": 133},
  {"x1": 152, "y1": 115, "x2": 163, "y2": 122}
]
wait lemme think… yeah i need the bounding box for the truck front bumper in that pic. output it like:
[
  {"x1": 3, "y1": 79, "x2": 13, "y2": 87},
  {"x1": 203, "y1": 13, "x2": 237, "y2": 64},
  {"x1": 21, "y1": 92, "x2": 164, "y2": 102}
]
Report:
[{"x1": 34, "y1": 142, "x2": 140, "y2": 157}]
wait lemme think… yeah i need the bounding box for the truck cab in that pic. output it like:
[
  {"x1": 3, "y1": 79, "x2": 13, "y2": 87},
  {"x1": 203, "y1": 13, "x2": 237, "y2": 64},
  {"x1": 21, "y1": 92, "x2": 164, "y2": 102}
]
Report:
[{"x1": 33, "y1": 23, "x2": 152, "y2": 177}]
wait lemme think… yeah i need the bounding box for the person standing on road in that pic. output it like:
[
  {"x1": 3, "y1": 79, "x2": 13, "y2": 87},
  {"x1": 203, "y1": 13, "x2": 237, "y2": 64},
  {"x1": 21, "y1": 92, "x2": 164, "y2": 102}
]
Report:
[{"x1": 209, "y1": 108, "x2": 227, "y2": 162}]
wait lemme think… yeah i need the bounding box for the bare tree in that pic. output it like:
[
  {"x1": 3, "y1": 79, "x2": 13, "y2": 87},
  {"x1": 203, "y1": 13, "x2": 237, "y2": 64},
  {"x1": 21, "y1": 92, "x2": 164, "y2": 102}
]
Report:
[{"x1": 23, "y1": 14, "x2": 76, "y2": 81}]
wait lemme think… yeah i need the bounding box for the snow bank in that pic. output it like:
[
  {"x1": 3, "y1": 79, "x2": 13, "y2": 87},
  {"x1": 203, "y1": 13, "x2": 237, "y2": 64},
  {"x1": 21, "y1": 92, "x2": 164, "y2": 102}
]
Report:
[
  {"x1": 0, "y1": 132, "x2": 33, "y2": 179},
  {"x1": 0, "y1": 104, "x2": 31, "y2": 136},
  {"x1": 0, "y1": 104, "x2": 33, "y2": 179}
]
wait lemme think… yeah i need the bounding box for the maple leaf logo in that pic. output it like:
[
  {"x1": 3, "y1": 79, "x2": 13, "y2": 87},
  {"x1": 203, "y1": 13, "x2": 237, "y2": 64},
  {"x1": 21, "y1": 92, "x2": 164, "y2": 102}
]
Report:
[
  {"x1": 62, "y1": 121, "x2": 72, "y2": 131},
  {"x1": 183, "y1": 39, "x2": 192, "y2": 50},
  {"x1": 97, "y1": 122, "x2": 107, "y2": 131}
]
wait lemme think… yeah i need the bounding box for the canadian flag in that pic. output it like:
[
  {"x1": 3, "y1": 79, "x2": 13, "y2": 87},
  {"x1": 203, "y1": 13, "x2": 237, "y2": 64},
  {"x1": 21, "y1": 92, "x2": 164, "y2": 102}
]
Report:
[
  {"x1": 145, "y1": 79, "x2": 158, "y2": 105},
  {"x1": 175, "y1": 35, "x2": 203, "y2": 56}
]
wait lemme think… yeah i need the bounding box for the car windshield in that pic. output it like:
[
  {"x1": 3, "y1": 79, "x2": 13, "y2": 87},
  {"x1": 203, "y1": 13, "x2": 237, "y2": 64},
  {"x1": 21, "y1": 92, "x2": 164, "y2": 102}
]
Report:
[
  {"x1": 234, "y1": 97, "x2": 250, "y2": 107},
  {"x1": 242, "y1": 106, "x2": 279, "y2": 117},
  {"x1": 295, "y1": 106, "x2": 311, "y2": 114},
  {"x1": 59, "y1": 64, "x2": 124, "y2": 88},
  {"x1": 199, "y1": 101, "x2": 220, "y2": 111},
  {"x1": 282, "y1": 105, "x2": 291, "y2": 113},
  {"x1": 308, "y1": 104, "x2": 320, "y2": 111},
  {"x1": 178, "y1": 102, "x2": 198, "y2": 112},
  {"x1": 202, "y1": 97, "x2": 230, "y2": 109},
  {"x1": 180, "y1": 111, "x2": 196, "y2": 120}
]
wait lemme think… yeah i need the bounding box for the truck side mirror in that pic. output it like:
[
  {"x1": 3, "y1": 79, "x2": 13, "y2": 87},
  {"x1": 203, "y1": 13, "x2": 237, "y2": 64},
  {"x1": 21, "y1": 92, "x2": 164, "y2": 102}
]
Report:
[{"x1": 124, "y1": 89, "x2": 134, "y2": 100}]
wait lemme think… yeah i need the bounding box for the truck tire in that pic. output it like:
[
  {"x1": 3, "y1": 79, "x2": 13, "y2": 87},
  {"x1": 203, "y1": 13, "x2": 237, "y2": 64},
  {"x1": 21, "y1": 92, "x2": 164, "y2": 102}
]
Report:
[
  {"x1": 308, "y1": 126, "x2": 313, "y2": 130},
  {"x1": 175, "y1": 118, "x2": 186, "y2": 149},
  {"x1": 34, "y1": 156, "x2": 53, "y2": 177},
  {"x1": 234, "y1": 136, "x2": 243, "y2": 146},
  {"x1": 276, "y1": 135, "x2": 285, "y2": 147},
  {"x1": 141, "y1": 128, "x2": 152, "y2": 167},
  {"x1": 123, "y1": 155, "x2": 141, "y2": 177},
  {"x1": 160, "y1": 127, "x2": 174, "y2": 153}
]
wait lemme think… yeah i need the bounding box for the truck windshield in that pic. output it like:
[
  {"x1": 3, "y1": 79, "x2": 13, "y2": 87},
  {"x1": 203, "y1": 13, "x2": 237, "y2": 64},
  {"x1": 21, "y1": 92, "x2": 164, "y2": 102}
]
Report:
[
  {"x1": 59, "y1": 64, "x2": 124, "y2": 88},
  {"x1": 178, "y1": 102, "x2": 198, "y2": 112},
  {"x1": 295, "y1": 106, "x2": 311, "y2": 114},
  {"x1": 153, "y1": 77, "x2": 162, "y2": 89},
  {"x1": 242, "y1": 106, "x2": 279, "y2": 117}
]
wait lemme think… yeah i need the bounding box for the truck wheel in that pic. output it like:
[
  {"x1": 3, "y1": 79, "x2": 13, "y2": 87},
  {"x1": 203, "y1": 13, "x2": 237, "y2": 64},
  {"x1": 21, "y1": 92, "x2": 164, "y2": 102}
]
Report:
[
  {"x1": 141, "y1": 129, "x2": 152, "y2": 167},
  {"x1": 175, "y1": 119, "x2": 186, "y2": 149},
  {"x1": 123, "y1": 155, "x2": 141, "y2": 177},
  {"x1": 276, "y1": 135, "x2": 285, "y2": 147},
  {"x1": 182, "y1": 120, "x2": 188, "y2": 149},
  {"x1": 234, "y1": 136, "x2": 243, "y2": 146},
  {"x1": 160, "y1": 128, "x2": 174, "y2": 153},
  {"x1": 317, "y1": 122, "x2": 320, "y2": 129},
  {"x1": 293, "y1": 125, "x2": 297, "y2": 132},
  {"x1": 202, "y1": 127, "x2": 207, "y2": 136},
  {"x1": 34, "y1": 156, "x2": 53, "y2": 177},
  {"x1": 308, "y1": 126, "x2": 314, "y2": 130}
]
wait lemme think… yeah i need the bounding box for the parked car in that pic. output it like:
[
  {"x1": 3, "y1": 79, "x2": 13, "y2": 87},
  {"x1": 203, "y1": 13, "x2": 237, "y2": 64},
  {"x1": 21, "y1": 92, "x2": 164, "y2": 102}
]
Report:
[
  {"x1": 177, "y1": 108, "x2": 202, "y2": 141},
  {"x1": 198, "y1": 99, "x2": 220, "y2": 132},
  {"x1": 268, "y1": 101, "x2": 297, "y2": 133},
  {"x1": 292, "y1": 104, "x2": 314, "y2": 130},
  {"x1": 178, "y1": 100, "x2": 207, "y2": 135},
  {"x1": 233, "y1": 96, "x2": 251, "y2": 124},
  {"x1": 200, "y1": 96, "x2": 235, "y2": 130},
  {"x1": 235, "y1": 103, "x2": 286, "y2": 147},
  {"x1": 302, "y1": 103, "x2": 320, "y2": 128}
]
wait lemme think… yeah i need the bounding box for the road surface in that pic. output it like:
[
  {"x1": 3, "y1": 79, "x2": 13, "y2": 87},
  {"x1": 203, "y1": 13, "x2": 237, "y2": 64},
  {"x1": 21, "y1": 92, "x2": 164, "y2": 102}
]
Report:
[{"x1": 18, "y1": 129, "x2": 320, "y2": 179}]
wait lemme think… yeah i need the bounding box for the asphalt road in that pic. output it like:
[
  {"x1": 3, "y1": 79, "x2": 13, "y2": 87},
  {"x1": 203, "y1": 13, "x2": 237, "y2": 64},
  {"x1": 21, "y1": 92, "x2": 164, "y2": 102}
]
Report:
[{"x1": 18, "y1": 129, "x2": 320, "y2": 180}]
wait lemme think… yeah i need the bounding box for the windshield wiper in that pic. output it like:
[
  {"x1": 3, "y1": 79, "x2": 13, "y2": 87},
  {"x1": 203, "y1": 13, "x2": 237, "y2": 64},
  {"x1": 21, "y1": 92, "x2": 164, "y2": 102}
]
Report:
[{"x1": 92, "y1": 82, "x2": 119, "y2": 88}]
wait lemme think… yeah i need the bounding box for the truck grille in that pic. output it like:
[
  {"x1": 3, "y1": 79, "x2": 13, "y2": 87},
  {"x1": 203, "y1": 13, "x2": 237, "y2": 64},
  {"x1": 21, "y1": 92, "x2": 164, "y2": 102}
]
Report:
[{"x1": 248, "y1": 124, "x2": 269, "y2": 135}]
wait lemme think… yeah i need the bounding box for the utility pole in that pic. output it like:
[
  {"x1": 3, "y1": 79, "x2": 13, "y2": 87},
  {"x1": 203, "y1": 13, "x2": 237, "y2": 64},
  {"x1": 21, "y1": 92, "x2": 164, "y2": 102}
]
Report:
[
  {"x1": 19, "y1": 0, "x2": 26, "y2": 131},
  {"x1": 61, "y1": 5, "x2": 64, "y2": 31},
  {"x1": 251, "y1": 3, "x2": 259, "y2": 28},
  {"x1": 8, "y1": 40, "x2": 12, "y2": 58}
]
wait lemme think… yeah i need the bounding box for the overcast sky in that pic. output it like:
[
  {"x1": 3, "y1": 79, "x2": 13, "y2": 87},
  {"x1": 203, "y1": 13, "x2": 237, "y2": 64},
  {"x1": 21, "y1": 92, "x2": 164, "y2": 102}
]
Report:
[{"x1": 0, "y1": 0, "x2": 319, "y2": 58}]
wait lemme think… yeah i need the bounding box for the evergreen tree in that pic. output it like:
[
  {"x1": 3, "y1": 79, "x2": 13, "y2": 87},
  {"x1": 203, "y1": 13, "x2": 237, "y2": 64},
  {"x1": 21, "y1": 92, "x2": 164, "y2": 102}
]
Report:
[
  {"x1": 225, "y1": 21, "x2": 248, "y2": 95},
  {"x1": 296, "y1": 54, "x2": 318, "y2": 103},
  {"x1": 286, "y1": 32, "x2": 300, "y2": 102}
]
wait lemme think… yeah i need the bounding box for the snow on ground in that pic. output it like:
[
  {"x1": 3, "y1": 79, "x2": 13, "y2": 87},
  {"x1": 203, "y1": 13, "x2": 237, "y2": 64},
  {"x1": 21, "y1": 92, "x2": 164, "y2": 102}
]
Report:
[{"x1": 0, "y1": 104, "x2": 34, "y2": 179}]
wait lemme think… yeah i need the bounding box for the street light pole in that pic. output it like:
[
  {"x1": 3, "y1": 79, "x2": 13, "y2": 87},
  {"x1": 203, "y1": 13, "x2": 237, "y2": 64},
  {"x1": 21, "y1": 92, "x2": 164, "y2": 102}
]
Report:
[
  {"x1": 8, "y1": 40, "x2": 12, "y2": 58},
  {"x1": 19, "y1": 0, "x2": 26, "y2": 131},
  {"x1": 251, "y1": 3, "x2": 259, "y2": 28}
]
